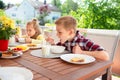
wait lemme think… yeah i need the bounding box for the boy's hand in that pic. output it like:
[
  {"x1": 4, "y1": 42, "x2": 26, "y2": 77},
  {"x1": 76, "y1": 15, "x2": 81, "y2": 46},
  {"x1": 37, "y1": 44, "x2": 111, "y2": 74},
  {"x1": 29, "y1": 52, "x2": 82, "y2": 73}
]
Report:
[
  {"x1": 25, "y1": 36, "x2": 32, "y2": 43},
  {"x1": 72, "y1": 44, "x2": 83, "y2": 54},
  {"x1": 46, "y1": 37, "x2": 55, "y2": 45}
]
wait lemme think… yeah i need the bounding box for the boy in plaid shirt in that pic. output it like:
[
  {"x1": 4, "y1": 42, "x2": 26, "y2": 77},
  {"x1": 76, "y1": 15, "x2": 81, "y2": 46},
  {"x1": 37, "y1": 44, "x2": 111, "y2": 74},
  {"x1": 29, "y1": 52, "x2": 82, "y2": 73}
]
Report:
[{"x1": 47, "y1": 16, "x2": 109, "y2": 61}]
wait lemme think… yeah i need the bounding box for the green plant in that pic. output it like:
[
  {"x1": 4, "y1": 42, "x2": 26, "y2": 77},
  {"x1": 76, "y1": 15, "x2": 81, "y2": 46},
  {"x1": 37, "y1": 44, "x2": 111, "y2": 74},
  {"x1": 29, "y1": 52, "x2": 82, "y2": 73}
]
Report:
[
  {"x1": 16, "y1": 19, "x2": 22, "y2": 25},
  {"x1": 0, "y1": 9, "x2": 5, "y2": 16},
  {"x1": 0, "y1": 16, "x2": 17, "y2": 40},
  {"x1": 68, "y1": 0, "x2": 120, "y2": 30}
]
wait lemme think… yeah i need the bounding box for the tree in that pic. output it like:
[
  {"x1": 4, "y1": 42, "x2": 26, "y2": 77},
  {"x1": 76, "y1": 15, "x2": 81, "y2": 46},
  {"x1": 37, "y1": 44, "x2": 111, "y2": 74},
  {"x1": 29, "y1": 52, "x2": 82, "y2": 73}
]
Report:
[
  {"x1": 0, "y1": 0, "x2": 5, "y2": 9},
  {"x1": 61, "y1": 0, "x2": 78, "y2": 14},
  {"x1": 0, "y1": 9, "x2": 5, "y2": 16},
  {"x1": 51, "y1": 0, "x2": 61, "y2": 10},
  {"x1": 69, "y1": 0, "x2": 120, "y2": 30},
  {"x1": 38, "y1": 4, "x2": 51, "y2": 25}
]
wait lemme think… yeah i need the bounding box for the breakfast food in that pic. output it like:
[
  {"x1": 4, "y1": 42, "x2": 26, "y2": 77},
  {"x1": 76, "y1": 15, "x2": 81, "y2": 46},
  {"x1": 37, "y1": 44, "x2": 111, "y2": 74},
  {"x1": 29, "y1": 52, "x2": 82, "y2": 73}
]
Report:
[
  {"x1": 1, "y1": 51, "x2": 13, "y2": 57},
  {"x1": 71, "y1": 57, "x2": 84, "y2": 62},
  {"x1": 12, "y1": 47, "x2": 22, "y2": 52},
  {"x1": 16, "y1": 45, "x2": 28, "y2": 51},
  {"x1": 27, "y1": 43, "x2": 37, "y2": 47}
]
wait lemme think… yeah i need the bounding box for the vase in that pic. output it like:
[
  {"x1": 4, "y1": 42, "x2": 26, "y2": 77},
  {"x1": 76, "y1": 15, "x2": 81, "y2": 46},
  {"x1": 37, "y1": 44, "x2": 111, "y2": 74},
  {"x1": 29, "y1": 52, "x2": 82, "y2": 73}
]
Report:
[{"x1": 0, "y1": 40, "x2": 9, "y2": 51}]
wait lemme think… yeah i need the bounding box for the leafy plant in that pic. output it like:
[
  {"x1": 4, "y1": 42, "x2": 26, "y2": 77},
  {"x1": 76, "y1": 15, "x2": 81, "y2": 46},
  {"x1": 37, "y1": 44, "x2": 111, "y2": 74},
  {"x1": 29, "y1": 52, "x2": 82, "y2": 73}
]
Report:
[
  {"x1": 68, "y1": 0, "x2": 120, "y2": 30},
  {"x1": 0, "y1": 16, "x2": 17, "y2": 40},
  {"x1": 0, "y1": 9, "x2": 5, "y2": 16}
]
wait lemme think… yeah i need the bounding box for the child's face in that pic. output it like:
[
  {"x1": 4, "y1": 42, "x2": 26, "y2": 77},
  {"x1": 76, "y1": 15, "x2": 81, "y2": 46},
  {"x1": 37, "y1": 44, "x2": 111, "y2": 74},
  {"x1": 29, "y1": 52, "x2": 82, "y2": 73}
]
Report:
[
  {"x1": 26, "y1": 25, "x2": 36, "y2": 37},
  {"x1": 56, "y1": 25, "x2": 73, "y2": 43}
]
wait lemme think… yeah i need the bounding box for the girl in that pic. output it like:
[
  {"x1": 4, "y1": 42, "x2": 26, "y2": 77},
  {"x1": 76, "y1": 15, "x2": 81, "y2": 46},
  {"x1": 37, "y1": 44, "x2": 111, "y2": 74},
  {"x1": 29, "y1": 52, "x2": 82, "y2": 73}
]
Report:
[{"x1": 25, "y1": 19, "x2": 44, "y2": 44}]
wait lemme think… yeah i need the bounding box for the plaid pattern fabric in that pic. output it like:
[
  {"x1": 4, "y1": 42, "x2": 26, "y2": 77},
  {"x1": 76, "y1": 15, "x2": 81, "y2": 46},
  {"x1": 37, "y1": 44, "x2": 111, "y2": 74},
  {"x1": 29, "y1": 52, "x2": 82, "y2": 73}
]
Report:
[{"x1": 57, "y1": 31, "x2": 104, "y2": 52}]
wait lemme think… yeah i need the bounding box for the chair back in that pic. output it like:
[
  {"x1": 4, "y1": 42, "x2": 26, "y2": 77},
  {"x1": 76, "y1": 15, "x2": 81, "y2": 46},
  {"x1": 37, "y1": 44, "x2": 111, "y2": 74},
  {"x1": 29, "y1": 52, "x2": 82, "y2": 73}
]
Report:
[{"x1": 86, "y1": 30, "x2": 120, "y2": 61}]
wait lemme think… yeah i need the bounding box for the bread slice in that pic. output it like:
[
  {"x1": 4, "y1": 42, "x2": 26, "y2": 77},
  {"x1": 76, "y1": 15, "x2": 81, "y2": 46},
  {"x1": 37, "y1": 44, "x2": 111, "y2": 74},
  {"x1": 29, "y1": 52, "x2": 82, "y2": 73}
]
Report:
[
  {"x1": 71, "y1": 57, "x2": 84, "y2": 62},
  {"x1": 2, "y1": 51, "x2": 13, "y2": 57}
]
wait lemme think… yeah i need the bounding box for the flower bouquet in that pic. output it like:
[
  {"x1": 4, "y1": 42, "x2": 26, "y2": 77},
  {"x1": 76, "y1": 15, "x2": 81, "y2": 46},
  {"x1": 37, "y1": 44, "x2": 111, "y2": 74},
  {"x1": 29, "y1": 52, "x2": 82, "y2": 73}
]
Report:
[{"x1": 0, "y1": 16, "x2": 17, "y2": 51}]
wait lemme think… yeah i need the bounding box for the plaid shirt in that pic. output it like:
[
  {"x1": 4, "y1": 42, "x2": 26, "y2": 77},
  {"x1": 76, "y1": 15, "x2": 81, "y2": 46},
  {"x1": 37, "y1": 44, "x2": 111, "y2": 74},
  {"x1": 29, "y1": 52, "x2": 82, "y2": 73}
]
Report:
[{"x1": 57, "y1": 31, "x2": 104, "y2": 53}]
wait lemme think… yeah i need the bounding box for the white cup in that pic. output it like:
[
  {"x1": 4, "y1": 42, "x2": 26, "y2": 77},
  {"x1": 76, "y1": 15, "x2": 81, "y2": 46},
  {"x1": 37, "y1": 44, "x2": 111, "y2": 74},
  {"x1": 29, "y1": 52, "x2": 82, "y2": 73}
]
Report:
[
  {"x1": 9, "y1": 36, "x2": 15, "y2": 44},
  {"x1": 41, "y1": 45, "x2": 51, "y2": 57}
]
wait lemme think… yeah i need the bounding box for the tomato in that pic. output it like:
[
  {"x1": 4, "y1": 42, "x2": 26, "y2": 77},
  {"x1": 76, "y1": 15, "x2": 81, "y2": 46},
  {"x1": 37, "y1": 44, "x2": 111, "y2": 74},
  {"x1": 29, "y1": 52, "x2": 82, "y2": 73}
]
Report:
[{"x1": 12, "y1": 47, "x2": 23, "y2": 52}]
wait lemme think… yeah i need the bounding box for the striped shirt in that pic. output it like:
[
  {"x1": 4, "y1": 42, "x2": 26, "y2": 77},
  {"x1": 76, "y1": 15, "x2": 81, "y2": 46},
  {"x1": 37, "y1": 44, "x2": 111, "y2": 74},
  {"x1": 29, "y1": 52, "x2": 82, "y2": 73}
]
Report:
[{"x1": 57, "y1": 31, "x2": 104, "y2": 52}]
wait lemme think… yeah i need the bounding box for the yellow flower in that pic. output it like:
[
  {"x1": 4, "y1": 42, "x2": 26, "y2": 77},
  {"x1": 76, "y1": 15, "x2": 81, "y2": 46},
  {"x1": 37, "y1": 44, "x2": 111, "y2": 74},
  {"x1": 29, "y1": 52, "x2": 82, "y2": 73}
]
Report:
[
  {"x1": 16, "y1": 26, "x2": 21, "y2": 35},
  {"x1": 0, "y1": 16, "x2": 7, "y2": 21},
  {"x1": 2, "y1": 27, "x2": 5, "y2": 30},
  {"x1": 0, "y1": 16, "x2": 17, "y2": 40}
]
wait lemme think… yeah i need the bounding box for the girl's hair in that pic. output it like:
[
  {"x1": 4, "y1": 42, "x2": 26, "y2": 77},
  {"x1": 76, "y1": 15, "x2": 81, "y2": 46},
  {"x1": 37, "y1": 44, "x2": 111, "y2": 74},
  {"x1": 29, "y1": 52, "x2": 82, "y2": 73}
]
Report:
[
  {"x1": 55, "y1": 16, "x2": 77, "y2": 31},
  {"x1": 26, "y1": 19, "x2": 42, "y2": 39}
]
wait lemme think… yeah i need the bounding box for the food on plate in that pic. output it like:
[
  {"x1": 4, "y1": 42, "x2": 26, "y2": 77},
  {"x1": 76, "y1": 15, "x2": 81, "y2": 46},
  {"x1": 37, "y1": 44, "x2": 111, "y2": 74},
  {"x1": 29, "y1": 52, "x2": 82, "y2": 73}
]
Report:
[
  {"x1": 12, "y1": 47, "x2": 23, "y2": 52},
  {"x1": 71, "y1": 57, "x2": 84, "y2": 62},
  {"x1": 27, "y1": 43, "x2": 37, "y2": 47},
  {"x1": 0, "y1": 51, "x2": 13, "y2": 57},
  {"x1": 16, "y1": 45, "x2": 28, "y2": 51}
]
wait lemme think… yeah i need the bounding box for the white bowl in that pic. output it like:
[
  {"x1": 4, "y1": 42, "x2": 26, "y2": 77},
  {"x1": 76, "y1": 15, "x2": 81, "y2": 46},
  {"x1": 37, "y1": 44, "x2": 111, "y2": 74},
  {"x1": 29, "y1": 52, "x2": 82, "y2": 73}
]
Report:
[
  {"x1": 51, "y1": 46, "x2": 65, "y2": 54},
  {"x1": 18, "y1": 38, "x2": 25, "y2": 43}
]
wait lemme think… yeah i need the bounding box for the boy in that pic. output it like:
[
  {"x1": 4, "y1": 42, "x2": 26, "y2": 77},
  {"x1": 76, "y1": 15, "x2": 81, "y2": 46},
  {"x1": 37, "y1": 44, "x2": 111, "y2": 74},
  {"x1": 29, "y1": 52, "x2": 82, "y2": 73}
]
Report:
[{"x1": 47, "y1": 16, "x2": 109, "y2": 61}]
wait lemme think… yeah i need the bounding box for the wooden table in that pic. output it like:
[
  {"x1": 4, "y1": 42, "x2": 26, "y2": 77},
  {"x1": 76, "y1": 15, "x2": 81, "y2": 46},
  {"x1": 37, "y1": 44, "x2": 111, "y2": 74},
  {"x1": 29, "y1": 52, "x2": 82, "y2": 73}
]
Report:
[{"x1": 0, "y1": 49, "x2": 112, "y2": 80}]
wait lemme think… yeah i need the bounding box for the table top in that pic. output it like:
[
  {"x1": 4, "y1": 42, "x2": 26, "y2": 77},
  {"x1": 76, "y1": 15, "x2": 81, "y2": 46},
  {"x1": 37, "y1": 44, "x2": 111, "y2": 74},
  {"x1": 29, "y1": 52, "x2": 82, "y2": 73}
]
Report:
[{"x1": 0, "y1": 49, "x2": 112, "y2": 80}]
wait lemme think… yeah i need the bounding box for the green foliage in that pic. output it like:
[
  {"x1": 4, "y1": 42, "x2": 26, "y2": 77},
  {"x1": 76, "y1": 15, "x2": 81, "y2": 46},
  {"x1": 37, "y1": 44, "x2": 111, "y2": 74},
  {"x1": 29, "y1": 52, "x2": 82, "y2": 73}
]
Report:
[
  {"x1": 68, "y1": 0, "x2": 120, "y2": 30},
  {"x1": 51, "y1": 0, "x2": 61, "y2": 10},
  {"x1": 0, "y1": 0, "x2": 5, "y2": 9},
  {"x1": 0, "y1": 16, "x2": 17, "y2": 40},
  {"x1": 61, "y1": 0, "x2": 78, "y2": 14},
  {"x1": 0, "y1": 9, "x2": 5, "y2": 16},
  {"x1": 16, "y1": 19, "x2": 22, "y2": 25}
]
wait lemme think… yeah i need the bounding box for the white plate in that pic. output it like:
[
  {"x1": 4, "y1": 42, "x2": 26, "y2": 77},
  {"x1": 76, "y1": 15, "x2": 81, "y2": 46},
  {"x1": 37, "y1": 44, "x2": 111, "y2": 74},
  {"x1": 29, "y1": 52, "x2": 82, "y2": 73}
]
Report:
[
  {"x1": 0, "y1": 67, "x2": 33, "y2": 80},
  {"x1": 24, "y1": 44, "x2": 42, "y2": 49},
  {"x1": 30, "y1": 49, "x2": 69, "y2": 58},
  {"x1": 9, "y1": 42, "x2": 21, "y2": 47},
  {"x1": 1, "y1": 52, "x2": 23, "y2": 59},
  {"x1": 10, "y1": 46, "x2": 29, "y2": 52},
  {"x1": 60, "y1": 54, "x2": 96, "y2": 64}
]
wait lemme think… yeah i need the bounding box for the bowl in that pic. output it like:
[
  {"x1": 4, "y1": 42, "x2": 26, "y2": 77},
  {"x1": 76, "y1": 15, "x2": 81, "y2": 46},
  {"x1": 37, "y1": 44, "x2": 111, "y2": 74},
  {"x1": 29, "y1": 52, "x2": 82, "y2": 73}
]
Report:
[
  {"x1": 18, "y1": 38, "x2": 25, "y2": 43},
  {"x1": 51, "y1": 46, "x2": 65, "y2": 54}
]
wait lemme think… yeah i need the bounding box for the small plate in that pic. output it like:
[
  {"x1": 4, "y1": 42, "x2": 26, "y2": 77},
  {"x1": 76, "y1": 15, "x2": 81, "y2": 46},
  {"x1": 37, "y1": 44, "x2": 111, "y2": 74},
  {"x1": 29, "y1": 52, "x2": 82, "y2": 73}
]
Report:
[
  {"x1": 0, "y1": 52, "x2": 23, "y2": 59},
  {"x1": 10, "y1": 46, "x2": 29, "y2": 52},
  {"x1": 9, "y1": 42, "x2": 21, "y2": 47},
  {"x1": 0, "y1": 67, "x2": 33, "y2": 80},
  {"x1": 60, "y1": 54, "x2": 96, "y2": 64},
  {"x1": 24, "y1": 44, "x2": 42, "y2": 49},
  {"x1": 30, "y1": 49, "x2": 69, "y2": 58}
]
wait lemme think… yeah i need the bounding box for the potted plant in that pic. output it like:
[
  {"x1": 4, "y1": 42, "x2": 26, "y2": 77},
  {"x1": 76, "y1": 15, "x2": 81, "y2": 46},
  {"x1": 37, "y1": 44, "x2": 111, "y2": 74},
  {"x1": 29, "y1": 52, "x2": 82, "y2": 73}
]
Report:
[{"x1": 0, "y1": 16, "x2": 17, "y2": 51}]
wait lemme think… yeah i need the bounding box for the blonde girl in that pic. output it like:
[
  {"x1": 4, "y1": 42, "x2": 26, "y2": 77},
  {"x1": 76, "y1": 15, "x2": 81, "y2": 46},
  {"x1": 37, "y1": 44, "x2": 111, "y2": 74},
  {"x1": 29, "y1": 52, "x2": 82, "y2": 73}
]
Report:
[{"x1": 25, "y1": 19, "x2": 44, "y2": 44}]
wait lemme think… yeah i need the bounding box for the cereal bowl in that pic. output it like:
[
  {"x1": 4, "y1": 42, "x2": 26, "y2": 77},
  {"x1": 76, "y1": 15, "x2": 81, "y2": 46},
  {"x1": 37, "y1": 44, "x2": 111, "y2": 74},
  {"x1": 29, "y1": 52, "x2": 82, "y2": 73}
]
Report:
[
  {"x1": 51, "y1": 46, "x2": 65, "y2": 54},
  {"x1": 18, "y1": 38, "x2": 25, "y2": 43}
]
